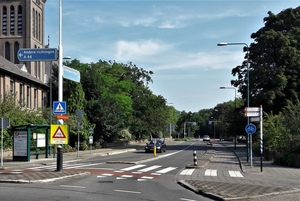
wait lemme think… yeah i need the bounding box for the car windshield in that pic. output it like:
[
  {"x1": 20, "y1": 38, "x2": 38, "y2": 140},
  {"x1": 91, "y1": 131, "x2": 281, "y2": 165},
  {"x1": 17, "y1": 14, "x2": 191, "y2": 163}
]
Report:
[{"x1": 149, "y1": 140, "x2": 163, "y2": 144}]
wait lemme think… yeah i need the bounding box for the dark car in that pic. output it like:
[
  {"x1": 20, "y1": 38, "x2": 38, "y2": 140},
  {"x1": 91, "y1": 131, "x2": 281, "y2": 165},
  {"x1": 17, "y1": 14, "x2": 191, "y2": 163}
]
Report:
[{"x1": 145, "y1": 139, "x2": 166, "y2": 153}]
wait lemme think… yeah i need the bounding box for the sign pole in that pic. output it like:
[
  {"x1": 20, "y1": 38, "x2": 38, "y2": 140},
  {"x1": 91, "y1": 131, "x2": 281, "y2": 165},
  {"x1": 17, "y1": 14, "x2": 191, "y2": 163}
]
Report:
[
  {"x1": 260, "y1": 105, "x2": 263, "y2": 172},
  {"x1": 1, "y1": 118, "x2": 3, "y2": 168}
]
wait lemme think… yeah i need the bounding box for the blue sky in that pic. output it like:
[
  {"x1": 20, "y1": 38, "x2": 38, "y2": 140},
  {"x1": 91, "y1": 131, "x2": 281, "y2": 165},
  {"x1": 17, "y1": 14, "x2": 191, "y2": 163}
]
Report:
[{"x1": 45, "y1": 0, "x2": 299, "y2": 112}]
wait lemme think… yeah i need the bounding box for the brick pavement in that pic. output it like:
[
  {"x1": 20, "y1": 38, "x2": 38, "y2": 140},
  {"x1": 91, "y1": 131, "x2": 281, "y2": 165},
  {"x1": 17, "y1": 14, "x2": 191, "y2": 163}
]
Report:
[{"x1": 178, "y1": 141, "x2": 300, "y2": 200}]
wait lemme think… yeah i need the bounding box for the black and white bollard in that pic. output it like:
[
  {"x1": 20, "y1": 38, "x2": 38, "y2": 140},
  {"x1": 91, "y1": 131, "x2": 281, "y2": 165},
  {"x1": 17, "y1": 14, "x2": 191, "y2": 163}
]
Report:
[{"x1": 193, "y1": 150, "x2": 197, "y2": 166}]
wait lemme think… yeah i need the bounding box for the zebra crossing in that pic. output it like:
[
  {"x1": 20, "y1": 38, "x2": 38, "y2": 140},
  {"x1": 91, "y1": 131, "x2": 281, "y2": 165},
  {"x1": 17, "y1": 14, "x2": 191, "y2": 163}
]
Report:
[
  {"x1": 179, "y1": 168, "x2": 244, "y2": 178},
  {"x1": 97, "y1": 164, "x2": 178, "y2": 181}
]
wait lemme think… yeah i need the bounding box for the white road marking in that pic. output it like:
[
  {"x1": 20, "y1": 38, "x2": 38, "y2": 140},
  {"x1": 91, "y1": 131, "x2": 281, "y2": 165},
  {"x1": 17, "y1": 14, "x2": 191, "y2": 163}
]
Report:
[
  {"x1": 121, "y1": 175, "x2": 133, "y2": 178},
  {"x1": 60, "y1": 185, "x2": 86, "y2": 189},
  {"x1": 180, "y1": 198, "x2": 197, "y2": 201},
  {"x1": 131, "y1": 172, "x2": 142, "y2": 174},
  {"x1": 180, "y1": 169, "x2": 195, "y2": 175},
  {"x1": 64, "y1": 162, "x2": 105, "y2": 169},
  {"x1": 116, "y1": 177, "x2": 127, "y2": 180},
  {"x1": 138, "y1": 165, "x2": 161, "y2": 172},
  {"x1": 97, "y1": 176, "x2": 107, "y2": 178},
  {"x1": 120, "y1": 164, "x2": 146, "y2": 171},
  {"x1": 204, "y1": 169, "x2": 217, "y2": 176},
  {"x1": 114, "y1": 189, "x2": 141, "y2": 194},
  {"x1": 140, "y1": 176, "x2": 153, "y2": 179},
  {"x1": 229, "y1": 170, "x2": 244, "y2": 177},
  {"x1": 156, "y1": 167, "x2": 177, "y2": 174},
  {"x1": 102, "y1": 173, "x2": 113, "y2": 176}
]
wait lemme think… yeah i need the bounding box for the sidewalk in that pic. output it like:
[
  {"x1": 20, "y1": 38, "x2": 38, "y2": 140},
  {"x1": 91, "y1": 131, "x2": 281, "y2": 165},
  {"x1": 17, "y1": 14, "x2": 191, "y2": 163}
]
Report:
[{"x1": 178, "y1": 141, "x2": 300, "y2": 200}]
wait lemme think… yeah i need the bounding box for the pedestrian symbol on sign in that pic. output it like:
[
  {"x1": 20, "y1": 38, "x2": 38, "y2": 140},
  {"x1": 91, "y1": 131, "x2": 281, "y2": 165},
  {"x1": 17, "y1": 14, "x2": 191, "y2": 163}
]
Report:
[
  {"x1": 55, "y1": 103, "x2": 64, "y2": 112},
  {"x1": 53, "y1": 101, "x2": 66, "y2": 115}
]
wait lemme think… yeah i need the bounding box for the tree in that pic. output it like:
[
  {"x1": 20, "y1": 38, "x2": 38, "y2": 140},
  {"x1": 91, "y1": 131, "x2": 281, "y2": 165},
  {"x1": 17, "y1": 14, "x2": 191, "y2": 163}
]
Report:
[{"x1": 231, "y1": 6, "x2": 300, "y2": 114}]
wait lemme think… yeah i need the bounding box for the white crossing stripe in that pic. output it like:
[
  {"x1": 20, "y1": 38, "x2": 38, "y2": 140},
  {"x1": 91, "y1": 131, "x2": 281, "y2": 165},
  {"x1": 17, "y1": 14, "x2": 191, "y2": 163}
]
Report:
[
  {"x1": 156, "y1": 167, "x2": 177, "y2": 174},
  {"x1": 204, "y1": 169, "x2": 217, "y2": 176},
  {"x1": 228, "y1": 170, "x2": 244, "y2": 177},
  {"x1": 140, "y1": 176, "x2": 153, "y2": 180},
  {"x1": 121, "y1": 175, "x2": 133, "y2": 178},
  {"x1": 102, "y1": 173, "x2": 113, "y2": 176},
  {"x1": 180, "y1": 169, "x2": 195, "y2": 176},
  {"x1": 120, "y1": 164, "x2": 146, "y2": 171},
  {"x1": 138, "y1": 165, "x2": 161, "y2": 172}
]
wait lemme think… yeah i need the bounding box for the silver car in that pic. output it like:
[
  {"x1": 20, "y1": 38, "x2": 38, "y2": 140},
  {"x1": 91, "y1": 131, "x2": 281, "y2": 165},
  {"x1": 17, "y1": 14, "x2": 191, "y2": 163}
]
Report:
[{"x1": 203, "y1": 135, "x2": 210, "y2": 141}]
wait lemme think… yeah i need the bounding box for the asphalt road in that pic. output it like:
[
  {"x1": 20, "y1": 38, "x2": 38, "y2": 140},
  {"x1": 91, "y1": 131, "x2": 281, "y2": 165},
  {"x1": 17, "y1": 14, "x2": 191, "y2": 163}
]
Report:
[{"x1": 0, "y1": 140, "x2": 213, "y2": 201}]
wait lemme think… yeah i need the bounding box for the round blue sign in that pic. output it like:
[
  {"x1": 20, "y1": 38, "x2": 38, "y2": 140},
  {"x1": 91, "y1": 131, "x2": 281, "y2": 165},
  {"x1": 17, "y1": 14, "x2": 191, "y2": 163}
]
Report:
[{"x1": 245, "y1": 123, "x2": 256, "y2": 135}]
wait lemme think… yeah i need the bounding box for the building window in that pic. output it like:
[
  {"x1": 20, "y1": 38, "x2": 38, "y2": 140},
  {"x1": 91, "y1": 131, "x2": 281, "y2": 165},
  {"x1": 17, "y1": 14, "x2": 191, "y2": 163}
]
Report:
[
  {"x1": 41, "y1": 91, "x2": 45, "y2": 109},
  {"x1": 32, "y1": 9, "x2": 35, "y2": 38},
  {"x1": 10, "y1": 79, "x2": 14, "y2": 96},
  {"x1": 10, "y1": 5, "x2": 15, "y2": 34},
  {"x1": 35, "y1": 10, "x2": 38, "y2": 39},
  {"x1": 2, "y1": 6, "x2": 7, "y2": 35},
  {"x1": 14, "y1": 42, "x2": 19, "y2": 64},
  {"x1": 5, "y1": 42, "x2": 10, "y2": 61},
  {"x1": 17, "y1": 5, "x2": 22, "y2": 35},
  {"x1": 34, "y1": 88, "x2": 37, "y2": 109},
  {"x1": 27, "y1": 86, "x2": 30, "y2": 108},
  {"x1": 19, "y1": 83, "x2": 24, "y2": 106},
  {"x1": 38, "y1": 13, "x2": 40, "y2": 40}
]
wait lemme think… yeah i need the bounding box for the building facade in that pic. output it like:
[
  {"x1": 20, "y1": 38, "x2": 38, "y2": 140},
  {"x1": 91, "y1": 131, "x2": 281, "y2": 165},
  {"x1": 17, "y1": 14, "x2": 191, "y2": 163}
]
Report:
[{"x1": 0, "y1": 0, "x2": 48, "y2": 111}]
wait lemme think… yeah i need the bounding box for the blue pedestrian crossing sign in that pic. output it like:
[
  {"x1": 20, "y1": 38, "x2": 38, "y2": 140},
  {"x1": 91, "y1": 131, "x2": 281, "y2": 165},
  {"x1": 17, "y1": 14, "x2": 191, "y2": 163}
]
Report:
[
  {"x1": 245, "y1": 123, "x2": 256, "y2": 135},
  {"x1": 53, "y1": 101, "x2": 67, "y2": 114}
]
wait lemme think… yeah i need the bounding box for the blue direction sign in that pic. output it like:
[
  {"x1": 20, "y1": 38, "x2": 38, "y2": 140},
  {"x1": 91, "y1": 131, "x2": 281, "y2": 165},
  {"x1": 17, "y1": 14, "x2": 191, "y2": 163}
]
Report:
[
  {"x1": 53, "y1": 101, "x2": 67, "y2": 115},
  {"x1": 63, "y1": 65, "x2": 80, "y2": 83},
  {"x1": 17, "y1": 48, "x2": 58, "y2": 61},
  {"x1": 245, "y1": 123, "x2": 256, "y2": 135}
]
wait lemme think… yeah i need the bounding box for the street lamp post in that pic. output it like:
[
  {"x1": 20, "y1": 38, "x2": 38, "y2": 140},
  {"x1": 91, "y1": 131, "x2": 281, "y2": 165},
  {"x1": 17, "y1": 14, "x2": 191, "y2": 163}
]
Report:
[
  {"x1": 217, "y1": 42, "x2": 250, "y2": 161},
  {"x1": 220, "y1": 87, "x2": 237, "y2": 149}
]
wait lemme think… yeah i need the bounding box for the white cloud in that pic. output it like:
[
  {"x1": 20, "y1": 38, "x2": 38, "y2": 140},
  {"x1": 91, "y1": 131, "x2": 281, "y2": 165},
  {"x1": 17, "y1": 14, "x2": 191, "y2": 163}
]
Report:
[{"x1": 114, "y1": 39, "x2": 171, "y2": 60}]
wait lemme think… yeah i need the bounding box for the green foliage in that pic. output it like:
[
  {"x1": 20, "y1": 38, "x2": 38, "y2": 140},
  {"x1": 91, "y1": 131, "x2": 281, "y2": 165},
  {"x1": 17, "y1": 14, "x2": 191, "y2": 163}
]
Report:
[{"x1": 231, "y1": 6, "x2": 300, "y2": 115}]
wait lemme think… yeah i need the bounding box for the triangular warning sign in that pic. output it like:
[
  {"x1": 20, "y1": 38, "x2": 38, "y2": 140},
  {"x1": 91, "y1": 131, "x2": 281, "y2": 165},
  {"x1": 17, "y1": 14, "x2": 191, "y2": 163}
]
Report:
[
  {"x1": 52, "y1": 126, "x2": 66, "y2": 138},
  {"x1": 55, "y1": 103, "x2": 65, "y2": 112}
]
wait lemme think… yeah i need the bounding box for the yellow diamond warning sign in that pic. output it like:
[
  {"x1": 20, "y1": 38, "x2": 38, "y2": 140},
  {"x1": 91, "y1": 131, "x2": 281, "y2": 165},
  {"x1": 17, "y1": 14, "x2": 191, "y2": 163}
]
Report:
[{"x1": 50, "y1": 125, "x2": 68, "y2": 144}]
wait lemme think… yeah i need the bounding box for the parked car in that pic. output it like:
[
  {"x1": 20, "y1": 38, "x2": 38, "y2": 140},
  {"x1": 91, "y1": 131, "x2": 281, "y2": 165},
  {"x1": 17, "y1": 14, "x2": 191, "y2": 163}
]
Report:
[
  {"x1": 203, "y1": 135, "x2": 211, "y2": 141},
  {"x1": 145, "y1": 139, "x2": 166, "y2": 153}
]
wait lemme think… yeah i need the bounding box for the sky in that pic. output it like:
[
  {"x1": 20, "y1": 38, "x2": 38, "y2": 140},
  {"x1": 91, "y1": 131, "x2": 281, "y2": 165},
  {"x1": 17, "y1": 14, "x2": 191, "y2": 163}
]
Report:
[{"x1": 45, "y1": 0, "x2": 300, "y2": 113}]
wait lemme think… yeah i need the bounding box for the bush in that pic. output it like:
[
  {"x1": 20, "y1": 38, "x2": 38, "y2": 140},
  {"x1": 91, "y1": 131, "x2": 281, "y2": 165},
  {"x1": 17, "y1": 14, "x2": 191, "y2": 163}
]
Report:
[{"x1": 80, "y1": 141, "x2": 89, "y2": 151}]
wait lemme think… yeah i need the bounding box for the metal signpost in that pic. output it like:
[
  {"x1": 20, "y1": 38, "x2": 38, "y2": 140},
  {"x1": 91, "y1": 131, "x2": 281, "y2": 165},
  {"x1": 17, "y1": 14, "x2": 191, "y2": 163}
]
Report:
[
  {"x1": 244, "y1": 107, "x2": 263, "y2": 171},
  {"x1": 17, "y1": 48, "x2": 58, "y2": 61}
]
